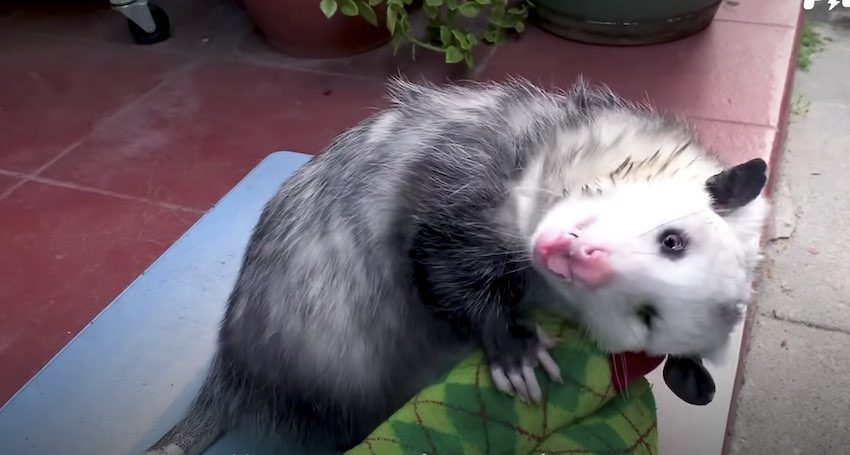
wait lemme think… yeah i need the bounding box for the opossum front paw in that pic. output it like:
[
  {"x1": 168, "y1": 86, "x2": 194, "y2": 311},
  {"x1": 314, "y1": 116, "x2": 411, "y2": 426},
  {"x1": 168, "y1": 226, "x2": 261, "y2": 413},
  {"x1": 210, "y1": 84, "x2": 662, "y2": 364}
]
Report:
[{"x1": 486, "y1": 323, "x2": 562, "y2": 404}]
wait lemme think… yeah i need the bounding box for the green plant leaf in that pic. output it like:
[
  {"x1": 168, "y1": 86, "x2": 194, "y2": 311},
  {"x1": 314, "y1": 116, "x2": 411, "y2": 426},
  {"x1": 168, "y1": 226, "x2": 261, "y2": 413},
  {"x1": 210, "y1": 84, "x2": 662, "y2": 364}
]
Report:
[
  {"x1": 458, "y1": 2, "x2": 480, "y2": 17},
  {"x1": 507, "y1": 6, "x2": 527, "y2": 15},
  {"x1": 446, "y1": 0, "x2": 460, "y2": 8},
  {"x1": 507, "y1": 5, "x2": 528, "y2": 21},
  {"x1": 464, "y1": 52, "x2": 475, "y2": 68},
  {"x1": 491, "y1": 4, "x2": 505, "y2": 18},
  {"x1": 396, "y1": 11, "x2": 411, "y2": 36},
  {"x1": 424, "y1": 0, "x2": 444, "y2": 5},
  {"x1": 387, "y1": 5, "x2": 398, "y2": 34},
  {"x1": 368, "y1": 0, "x2": 383, "y2": 5},
  {"x1": 319, "y1": 0, "x2": 338, "y2": 18},
  {"x1": 423, "y1": 3, "x2": 439, "y2": 19},
  {"x1": 514, "y1": 21, "x2": 525, "y2": 33},
  {"x1": 356, "y1": 0, "x2": 378, "y2": 25},
  {"x1": 484, "y1": 26, "x2": 505, "y2": 44},
  {"x1": 451, "y1": 29, "x2": 469, "y2": 49},
  {"x1": 474, "y1": 0, "x2": 490, "y2": 4},
  {"x1": 391, "y1": 35, "x2": 404, "y2": 54},
  {"x1": 439, "y1": 26, "x2": 452, "y2": 45},
  {"x1": 340, "y1": 0, "x2": 359, "y2": 16},
  {"x1": 488, "y1": 15, "x2": 511, "y2": 28},
  {"x1": 445, "y1": 45, "x2": 464, "y2": 63}
]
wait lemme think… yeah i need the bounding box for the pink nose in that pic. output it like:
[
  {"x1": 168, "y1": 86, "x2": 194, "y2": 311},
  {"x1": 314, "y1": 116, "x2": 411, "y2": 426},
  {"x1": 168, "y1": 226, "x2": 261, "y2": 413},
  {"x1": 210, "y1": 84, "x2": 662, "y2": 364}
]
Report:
[{"x1": 533, "y1": 229, "x2": 613, "y2": 287}]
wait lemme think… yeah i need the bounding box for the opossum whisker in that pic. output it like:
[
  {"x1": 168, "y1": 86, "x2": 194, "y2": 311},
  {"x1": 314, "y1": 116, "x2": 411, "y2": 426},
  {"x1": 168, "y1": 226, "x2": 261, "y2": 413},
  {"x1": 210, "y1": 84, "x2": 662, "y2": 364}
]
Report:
[
  {"x1": 620, "y1": 354, "x2": 631, "y2": 403},
  {"x1": 472, "y1": 249, "x2": 531, "y2": 258},
  {"x1": 479, "y1": 227, "x2": 528, "y2": 242},
  {"x1": 513, "y1": 186, "x2": 564, "y2": 198},
  {"x1": 502, "y1": 264, "x2": 532, "y2": 275},
  {"x1": 611, "y1": 352, "x2": 622, "y2": 396},
  {"x1": 636, "y1": 209, "x2": 710, "y2": 238}
]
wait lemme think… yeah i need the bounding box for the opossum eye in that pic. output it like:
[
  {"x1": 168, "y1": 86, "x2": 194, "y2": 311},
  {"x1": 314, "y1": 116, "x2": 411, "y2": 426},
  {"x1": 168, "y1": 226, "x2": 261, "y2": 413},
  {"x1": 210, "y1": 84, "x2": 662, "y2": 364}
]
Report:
[
  {"x1": 636, "y1": 303, "x2": 659, "y2": 328},
  {"x1": 658, "y1": 229, "x2": 687, "y2": 258}
]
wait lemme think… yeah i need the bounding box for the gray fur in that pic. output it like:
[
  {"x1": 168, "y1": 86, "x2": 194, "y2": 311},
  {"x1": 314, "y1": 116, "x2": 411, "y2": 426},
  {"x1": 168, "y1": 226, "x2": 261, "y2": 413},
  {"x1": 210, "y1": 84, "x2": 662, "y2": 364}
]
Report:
[{"x1": 144, "y1": 78, "x2": 733, "y2": 455}]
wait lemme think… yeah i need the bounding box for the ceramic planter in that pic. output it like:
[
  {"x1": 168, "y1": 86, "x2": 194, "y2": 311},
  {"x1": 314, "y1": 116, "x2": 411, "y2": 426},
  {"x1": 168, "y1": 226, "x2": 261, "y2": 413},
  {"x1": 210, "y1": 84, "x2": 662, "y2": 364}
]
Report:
[
  {"x1": 531, "y1": 0, "x2": 722, "y2": 46},
  {"x1": 241, "y1": 0, "x2": 391, "y2": 58}
]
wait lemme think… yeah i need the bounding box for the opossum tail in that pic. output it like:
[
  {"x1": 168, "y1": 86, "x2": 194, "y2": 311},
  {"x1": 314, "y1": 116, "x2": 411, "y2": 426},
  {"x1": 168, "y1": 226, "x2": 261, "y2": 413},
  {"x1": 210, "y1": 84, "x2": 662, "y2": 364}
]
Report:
[{"x1": 143, "y1": 356, "x2": 231, "y2": 455}]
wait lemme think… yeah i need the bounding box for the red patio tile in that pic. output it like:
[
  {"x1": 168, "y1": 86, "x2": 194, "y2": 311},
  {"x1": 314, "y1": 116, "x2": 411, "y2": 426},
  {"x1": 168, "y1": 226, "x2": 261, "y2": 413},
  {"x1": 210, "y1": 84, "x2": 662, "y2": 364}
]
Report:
[
  {"x1": 0, "y1": 182, "x2": 199, "y2": 405},
  {"x1": 0, "y1": 0, "x2": 250, "y2": 53},
  {"x1": 0, "y1": 175, "x2": 24, "y2": 194},
  {"x1": 689, "y1": 118, "x2": 777, "y2": 164},
  {"x1": 480, "y1": 21, "x2": 796, "y2": 127},
  {"x1": 41, "y1": 61, "x2": 388, "y2": 210},
  {"x1": 0, "y1": 33, "x2": 185, "y2": 173},
  {"x1": 715, "y1": 0, "x2": 801, "y2": 28}
]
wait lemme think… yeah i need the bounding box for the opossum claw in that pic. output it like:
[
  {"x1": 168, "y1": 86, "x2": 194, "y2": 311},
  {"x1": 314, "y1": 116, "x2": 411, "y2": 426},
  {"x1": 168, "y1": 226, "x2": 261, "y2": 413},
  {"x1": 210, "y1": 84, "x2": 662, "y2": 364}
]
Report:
[
  {"x1": 536, "y1": 326, "x2": 557, "y2": 349},
  {"x1": 537, "y1": 349, "x2": 563, "y2": 383},
  {"x1": 490, "y1": 365, "x2": 515, "y2": 396},
  {"x1": 507, "y1": 370, "x2": 531, "y2": 403},
  {"x1": 487, "y1": 323, "x2": 562, "y2": 404},
  {"x1": 522, "y1": 364, "x2": 543, "y2": 403}
]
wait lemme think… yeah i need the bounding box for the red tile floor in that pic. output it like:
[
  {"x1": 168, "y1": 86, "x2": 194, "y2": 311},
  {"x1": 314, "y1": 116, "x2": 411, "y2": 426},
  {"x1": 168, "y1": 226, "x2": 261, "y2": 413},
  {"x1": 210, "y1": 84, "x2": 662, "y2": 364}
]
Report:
[{"x1": 0, "y1": 0, "x2": 800, "y2": 419}]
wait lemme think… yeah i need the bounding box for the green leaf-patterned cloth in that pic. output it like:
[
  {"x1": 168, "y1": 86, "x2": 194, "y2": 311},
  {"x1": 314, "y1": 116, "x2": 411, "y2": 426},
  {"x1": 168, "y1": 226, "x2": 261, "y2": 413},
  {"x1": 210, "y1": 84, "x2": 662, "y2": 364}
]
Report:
[{"x1": 345, "y1": 311, "x2": 657, "y2": 455}]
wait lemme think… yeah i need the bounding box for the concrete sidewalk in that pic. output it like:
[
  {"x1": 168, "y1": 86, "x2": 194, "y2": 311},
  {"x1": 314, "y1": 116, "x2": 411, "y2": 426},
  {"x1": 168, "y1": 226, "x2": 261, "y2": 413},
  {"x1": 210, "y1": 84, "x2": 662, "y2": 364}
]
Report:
[{"x1": 730, "y1": 9, "x2": 850, "y2": 454}]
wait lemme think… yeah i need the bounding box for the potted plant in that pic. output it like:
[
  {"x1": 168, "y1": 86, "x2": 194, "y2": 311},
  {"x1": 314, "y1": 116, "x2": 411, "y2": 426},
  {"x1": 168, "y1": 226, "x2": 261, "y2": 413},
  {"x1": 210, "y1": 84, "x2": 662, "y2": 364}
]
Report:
[
  {"x1": 321, "y1": 0, "x2": 529, "y2": 67},
  {"x1": 240, "y1": 0, "x2": 392, "y2": 58},
  {"x1": 530, "y1": 0, "x2": 724, "y2": 46}
]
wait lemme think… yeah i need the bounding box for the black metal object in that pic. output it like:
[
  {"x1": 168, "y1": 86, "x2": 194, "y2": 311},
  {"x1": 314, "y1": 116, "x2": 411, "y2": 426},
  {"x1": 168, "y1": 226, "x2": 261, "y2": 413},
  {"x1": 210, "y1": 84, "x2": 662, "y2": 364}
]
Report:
[{"x1": 110, "y1": 0, "x2": 171, "y2": 45}]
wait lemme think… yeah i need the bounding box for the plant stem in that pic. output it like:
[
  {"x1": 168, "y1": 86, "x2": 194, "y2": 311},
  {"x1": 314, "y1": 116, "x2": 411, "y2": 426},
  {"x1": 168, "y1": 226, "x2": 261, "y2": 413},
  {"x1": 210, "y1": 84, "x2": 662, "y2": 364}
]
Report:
[{"x1": 408, "y1": 37, "x2": 446, "y2": 54}]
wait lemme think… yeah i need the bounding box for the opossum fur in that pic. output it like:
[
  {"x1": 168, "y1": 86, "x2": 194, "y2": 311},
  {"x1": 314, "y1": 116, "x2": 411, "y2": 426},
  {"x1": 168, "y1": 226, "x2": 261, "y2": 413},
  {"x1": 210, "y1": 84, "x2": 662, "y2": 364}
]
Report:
[{"x1": 143, "y1": 78, "x2": 769, "y2": 455}]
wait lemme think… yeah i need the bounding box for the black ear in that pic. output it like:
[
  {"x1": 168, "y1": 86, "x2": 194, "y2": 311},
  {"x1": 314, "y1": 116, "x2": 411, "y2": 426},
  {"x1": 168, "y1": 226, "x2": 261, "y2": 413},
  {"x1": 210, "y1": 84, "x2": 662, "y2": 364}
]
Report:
[
  {"x1": 705, "y1": 158, "x2": 768, "y2": 212},
  {"x1": 662, "y1": 356, "x2": 716, "y2": 406}
]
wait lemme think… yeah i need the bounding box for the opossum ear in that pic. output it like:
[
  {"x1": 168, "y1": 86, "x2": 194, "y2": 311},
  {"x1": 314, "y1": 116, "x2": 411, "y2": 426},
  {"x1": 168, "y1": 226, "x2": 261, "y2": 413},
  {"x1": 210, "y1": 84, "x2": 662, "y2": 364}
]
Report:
[
  {"x1": 663, "y1": 356, "x2": 716, "y2": 406},
  {"x1": 705, "y1": 158, "x2": 767, "y2": 212}
]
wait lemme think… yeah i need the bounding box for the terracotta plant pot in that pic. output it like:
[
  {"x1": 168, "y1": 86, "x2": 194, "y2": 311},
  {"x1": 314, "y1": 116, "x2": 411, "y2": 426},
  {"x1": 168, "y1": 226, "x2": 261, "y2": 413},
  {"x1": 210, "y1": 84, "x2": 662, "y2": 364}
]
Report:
[
  {"x1": 531, "y1": 0, "x2": 722, "y2": 46},
  {"x1": 240, "y1": 0, "x2": 391, "y2": 58}
]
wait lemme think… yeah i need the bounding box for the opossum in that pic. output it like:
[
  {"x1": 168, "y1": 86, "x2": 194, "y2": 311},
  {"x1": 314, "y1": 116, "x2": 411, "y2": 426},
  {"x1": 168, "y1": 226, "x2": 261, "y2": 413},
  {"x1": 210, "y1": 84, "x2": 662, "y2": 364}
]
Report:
[{"x1": 144, "y1": 79, "x2": 769, "y2": 455}]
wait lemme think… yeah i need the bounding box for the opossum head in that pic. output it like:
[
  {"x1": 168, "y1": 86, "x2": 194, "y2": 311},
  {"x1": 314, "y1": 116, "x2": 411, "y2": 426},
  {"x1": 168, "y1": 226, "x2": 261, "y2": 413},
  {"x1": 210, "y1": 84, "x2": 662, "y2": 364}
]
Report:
[{"x1": 529, "y1": 157, "x2": 769, "y2": 360}]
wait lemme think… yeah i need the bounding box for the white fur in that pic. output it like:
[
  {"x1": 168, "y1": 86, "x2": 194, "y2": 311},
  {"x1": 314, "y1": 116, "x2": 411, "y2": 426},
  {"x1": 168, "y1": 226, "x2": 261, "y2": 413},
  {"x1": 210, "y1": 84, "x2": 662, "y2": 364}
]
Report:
[{"x1": 520, "y1": 119, "x2": 769, "y2": 359}]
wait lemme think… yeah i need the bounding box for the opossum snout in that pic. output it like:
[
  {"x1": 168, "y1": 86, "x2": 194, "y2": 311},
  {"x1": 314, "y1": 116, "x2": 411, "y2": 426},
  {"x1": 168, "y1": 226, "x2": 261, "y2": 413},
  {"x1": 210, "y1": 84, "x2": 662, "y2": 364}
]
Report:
[{"x1": 533, "y1": 228, "x2": 613, "y2": 287}]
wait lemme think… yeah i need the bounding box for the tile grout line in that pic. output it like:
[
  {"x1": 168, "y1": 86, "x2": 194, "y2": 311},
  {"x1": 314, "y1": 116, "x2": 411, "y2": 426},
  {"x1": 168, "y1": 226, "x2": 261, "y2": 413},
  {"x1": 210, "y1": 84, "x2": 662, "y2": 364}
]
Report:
[
  {"x1": 471, "y1": 46, "x2": 498, "y2": 80},
  {"x1": 17, "y1": 30, "x2": 196, "y2": 58},
  {"x1": 19, "y1": 29, "x2": 391, "y2": 84},
  {"x1": 32, "y1": 176, "x2": 207, "y2": 214},
  {"x1": 0, "y1": 169, "x2": 28, "y2": 178},
  {"x1": 219, "y1": 53, "x2": 394, "y2": 84},
  {"x1": 687, "y1": 115, "x2": 780, "y2": 130},
  {"x1": 0, "y1": 168, "x2": 206, "y2": 214},
  {"x1": 761, "y1": 311, "x2": 850, "y2": 336},
  {"x1": 713, "y1": 17, "x2": 796, "y2": 29},
  {"x1": 0, "y1": 57, "x2": 208, "y2": 204},
  {"x1": 0, "y1": 174, "x2": 38, "y2": 202}
]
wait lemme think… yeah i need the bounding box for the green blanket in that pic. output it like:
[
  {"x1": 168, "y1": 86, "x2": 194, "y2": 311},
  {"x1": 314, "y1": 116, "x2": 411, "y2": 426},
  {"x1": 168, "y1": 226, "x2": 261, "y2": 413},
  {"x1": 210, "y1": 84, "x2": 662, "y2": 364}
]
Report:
[{"x1": 346, "y1": 312, "x2": 658, "y2": 454}]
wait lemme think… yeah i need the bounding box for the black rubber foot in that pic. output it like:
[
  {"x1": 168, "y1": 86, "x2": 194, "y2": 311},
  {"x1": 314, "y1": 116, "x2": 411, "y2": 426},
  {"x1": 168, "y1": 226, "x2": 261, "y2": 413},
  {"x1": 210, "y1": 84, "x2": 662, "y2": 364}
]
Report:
[{"x1": 128, "y1": 3, "x2": 171, "y2": 45}]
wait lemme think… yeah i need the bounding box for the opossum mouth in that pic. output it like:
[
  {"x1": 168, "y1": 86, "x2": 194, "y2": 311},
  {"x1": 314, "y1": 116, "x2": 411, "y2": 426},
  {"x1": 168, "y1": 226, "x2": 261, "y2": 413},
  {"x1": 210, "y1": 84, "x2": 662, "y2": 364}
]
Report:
[
  {"x1": 544, "y1": 255, "x2": 574, "y2": 281},
  {"x1": 541, "y1": 249, "x2": 612, "y2": 288}
]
